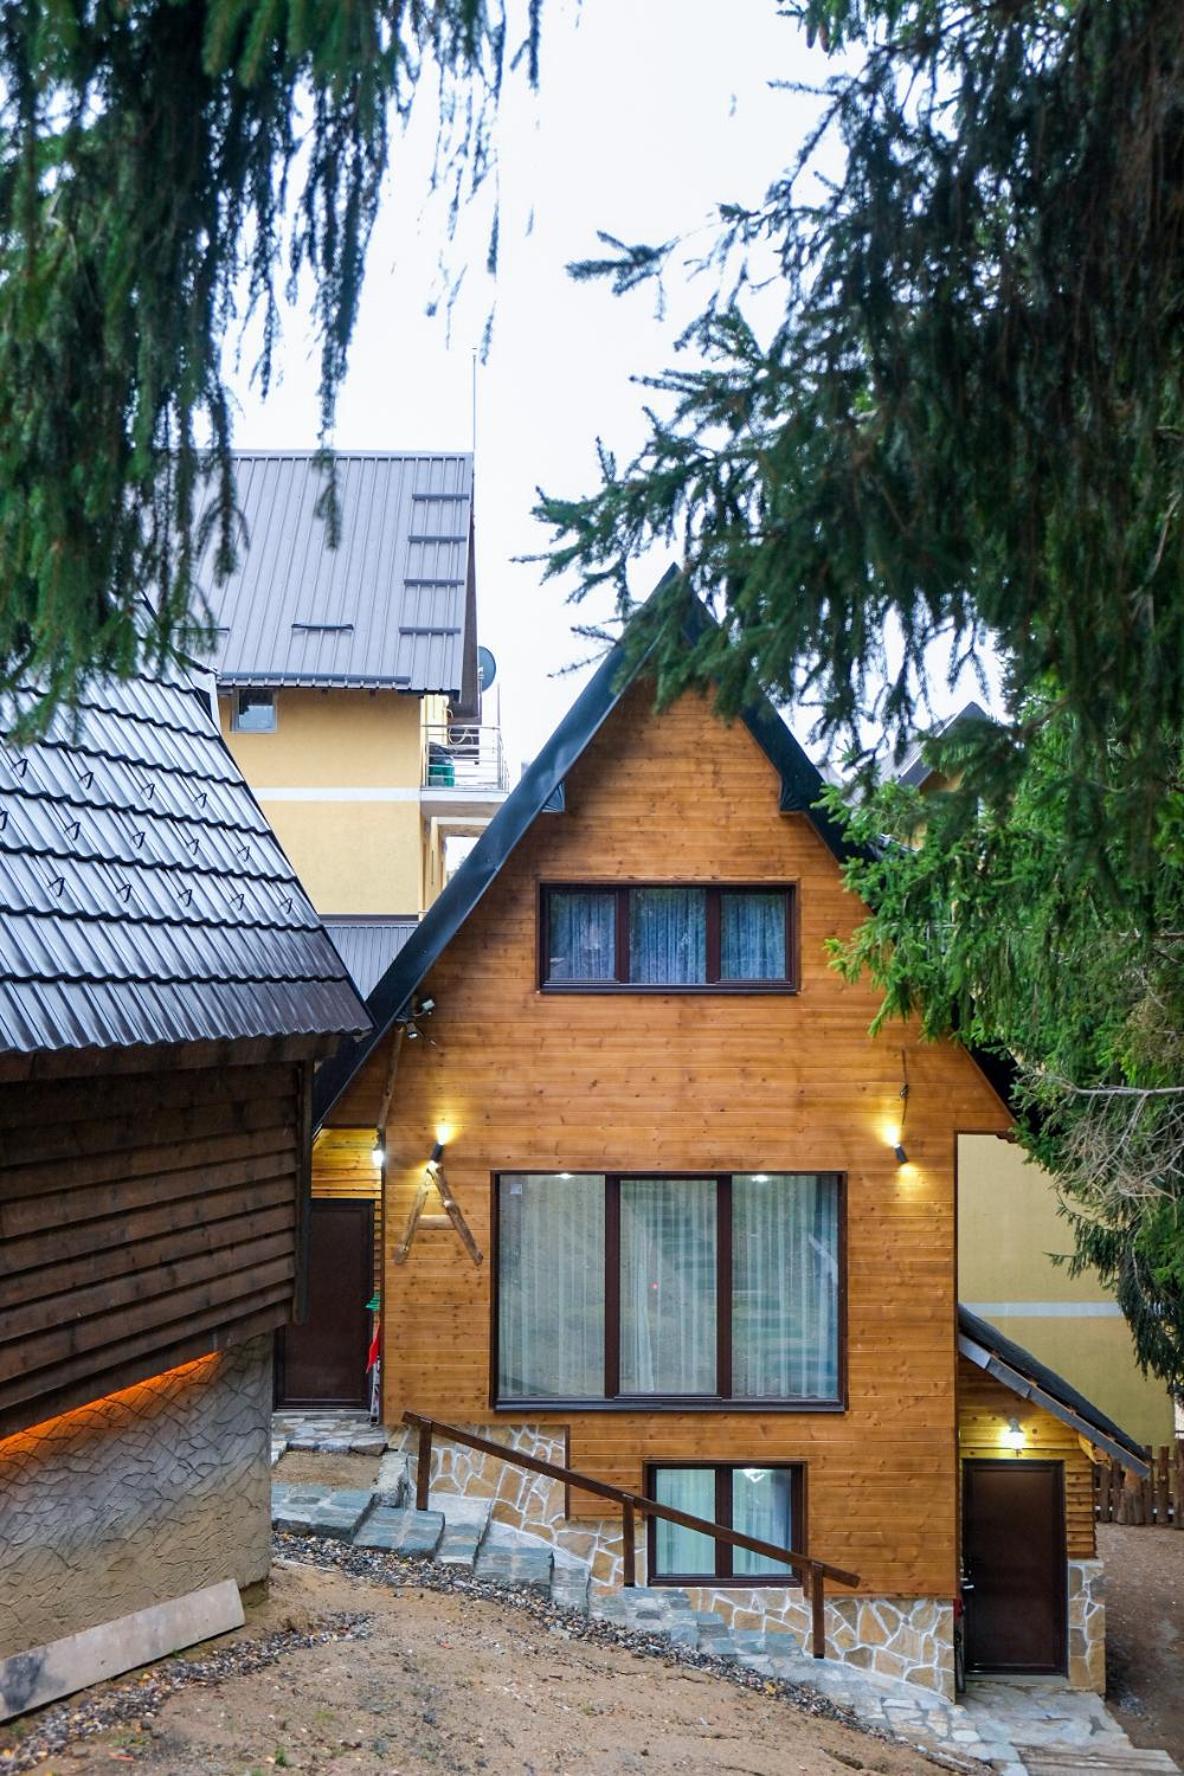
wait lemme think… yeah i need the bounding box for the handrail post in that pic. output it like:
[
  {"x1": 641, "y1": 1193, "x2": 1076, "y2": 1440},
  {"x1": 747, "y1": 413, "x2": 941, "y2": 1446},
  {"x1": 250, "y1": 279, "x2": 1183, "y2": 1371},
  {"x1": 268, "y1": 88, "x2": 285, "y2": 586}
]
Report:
[
  {"x1": 810, "y1": 1564, "x2": 826, "y2": 1659},
  {"x1": 622, "y1": 1499, "x2": 636, "y2": 1587},
  {"x1": 416, "y1": 1418, "x2": 432, "y2": 1512}
]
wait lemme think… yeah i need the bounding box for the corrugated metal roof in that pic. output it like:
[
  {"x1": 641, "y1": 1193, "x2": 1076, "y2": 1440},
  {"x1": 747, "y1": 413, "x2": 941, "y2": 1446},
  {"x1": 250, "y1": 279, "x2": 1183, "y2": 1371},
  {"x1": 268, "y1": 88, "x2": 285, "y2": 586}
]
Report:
[
  {"x1": 199, "y1": 452, "x2": 474, "y2": 692},
  {"x1": 0, "y1": 669, "x2": 370, "y2": 1055},
  {"x1": 323, "y1": 918, "x2": 418, "y2": 998}
]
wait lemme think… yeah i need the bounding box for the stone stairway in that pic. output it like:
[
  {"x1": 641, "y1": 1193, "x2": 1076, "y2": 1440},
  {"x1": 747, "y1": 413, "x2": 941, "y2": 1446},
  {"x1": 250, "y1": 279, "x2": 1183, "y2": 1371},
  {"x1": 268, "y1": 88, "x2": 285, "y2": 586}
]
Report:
[
  {"x1": 272, "y1": 1457, "x2": 998, "y2": 1767},
  {"x1": 269, "y1": 1424, "x2": 1179, "y2": 1776}
]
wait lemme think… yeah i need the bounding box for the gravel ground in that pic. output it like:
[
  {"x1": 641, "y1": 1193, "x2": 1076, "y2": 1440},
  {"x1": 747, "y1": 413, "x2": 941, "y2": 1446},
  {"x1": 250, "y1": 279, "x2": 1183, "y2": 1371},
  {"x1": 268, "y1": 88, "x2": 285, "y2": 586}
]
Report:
[
  {"x1": 0, "y1": 1539, "x2": 973, "y2": 1776},
  {"x1": 1101, "y1": 1522, "x2": 1184, "y2": 1766}
]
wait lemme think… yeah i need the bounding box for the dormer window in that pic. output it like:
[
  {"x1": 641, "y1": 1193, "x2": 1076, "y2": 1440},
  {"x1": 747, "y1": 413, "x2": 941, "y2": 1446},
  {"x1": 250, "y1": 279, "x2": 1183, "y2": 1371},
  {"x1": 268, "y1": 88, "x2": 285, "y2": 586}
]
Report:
[
  {"x1": 232, "y1": 689, "x2": 277, "y2": 733},
  {"x1": 540, "y1": 883, "x2": 797, "y2": 992}
]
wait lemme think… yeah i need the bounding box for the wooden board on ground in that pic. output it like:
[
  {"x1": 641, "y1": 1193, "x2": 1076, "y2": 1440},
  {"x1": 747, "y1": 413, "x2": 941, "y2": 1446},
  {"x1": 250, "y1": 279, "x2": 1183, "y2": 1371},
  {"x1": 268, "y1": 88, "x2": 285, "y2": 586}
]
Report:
[{"x1": 0, "y1": 1579, "x2": 244, "y2": 1722}]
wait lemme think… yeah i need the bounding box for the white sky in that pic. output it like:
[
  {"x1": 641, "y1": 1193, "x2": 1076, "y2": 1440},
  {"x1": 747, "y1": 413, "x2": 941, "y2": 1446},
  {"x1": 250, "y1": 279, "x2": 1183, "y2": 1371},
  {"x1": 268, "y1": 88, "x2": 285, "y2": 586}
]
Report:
[{"x1": 227, "y1": 0, "x2": 995, "y2": 774}]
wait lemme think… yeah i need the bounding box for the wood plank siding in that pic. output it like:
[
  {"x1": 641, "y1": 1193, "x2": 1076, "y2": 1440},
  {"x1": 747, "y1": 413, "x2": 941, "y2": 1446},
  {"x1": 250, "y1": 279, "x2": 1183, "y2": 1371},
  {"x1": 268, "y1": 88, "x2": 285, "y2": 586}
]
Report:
[
  {"x1": 0, "y1": 1046, "x2": 313, "y2": 1438},
  {"x1": 311, "y1": 1127, "x2": 383, "y2": 1298},
  {"x1": 328, "y1": 684, "x2": 1010, "y2": 1600},
  {"x1": 957, "y1": 1356, "x2": 1097, "y2": 1560}
]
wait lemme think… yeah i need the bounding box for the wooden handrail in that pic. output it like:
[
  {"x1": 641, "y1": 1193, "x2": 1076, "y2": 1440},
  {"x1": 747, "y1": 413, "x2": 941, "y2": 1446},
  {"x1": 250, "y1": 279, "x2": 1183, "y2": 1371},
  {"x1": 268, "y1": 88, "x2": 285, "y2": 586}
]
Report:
[{"x1": 402, "y1": 1411, "x2": 859, "y2": 1658}]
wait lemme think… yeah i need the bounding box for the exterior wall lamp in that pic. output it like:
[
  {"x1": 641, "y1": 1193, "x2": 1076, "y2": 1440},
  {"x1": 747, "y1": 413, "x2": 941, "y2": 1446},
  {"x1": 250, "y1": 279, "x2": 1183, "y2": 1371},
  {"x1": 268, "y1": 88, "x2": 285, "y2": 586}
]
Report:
[{"x1": 1002, "y1": 1416, "x2": 1026, "y2": 1453}]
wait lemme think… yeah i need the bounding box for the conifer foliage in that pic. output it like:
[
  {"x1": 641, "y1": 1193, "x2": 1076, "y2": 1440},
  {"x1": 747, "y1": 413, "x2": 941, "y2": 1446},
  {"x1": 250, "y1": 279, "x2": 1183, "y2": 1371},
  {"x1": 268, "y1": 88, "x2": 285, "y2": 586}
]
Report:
[{"x1": 0, "y1": 0, "x2": 539, "y2": 726}]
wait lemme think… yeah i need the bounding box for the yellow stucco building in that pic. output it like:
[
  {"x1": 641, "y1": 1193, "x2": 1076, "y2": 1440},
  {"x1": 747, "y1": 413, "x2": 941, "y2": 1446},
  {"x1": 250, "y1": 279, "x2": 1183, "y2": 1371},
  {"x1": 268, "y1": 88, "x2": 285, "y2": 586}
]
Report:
[
  {"x1": 900, "y1": 710, "x2": 1176, "y2": 1450},
  {"x1": 201, "y1": 450, "x2": 508, "y2": 992}
]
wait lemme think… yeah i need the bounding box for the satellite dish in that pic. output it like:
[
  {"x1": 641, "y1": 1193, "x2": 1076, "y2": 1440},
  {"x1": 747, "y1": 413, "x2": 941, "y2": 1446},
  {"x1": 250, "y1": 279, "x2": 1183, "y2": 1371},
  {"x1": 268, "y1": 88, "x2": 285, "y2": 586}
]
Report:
[{"x1": 477, "y1": 646, "x2": 497, "y2": 692}]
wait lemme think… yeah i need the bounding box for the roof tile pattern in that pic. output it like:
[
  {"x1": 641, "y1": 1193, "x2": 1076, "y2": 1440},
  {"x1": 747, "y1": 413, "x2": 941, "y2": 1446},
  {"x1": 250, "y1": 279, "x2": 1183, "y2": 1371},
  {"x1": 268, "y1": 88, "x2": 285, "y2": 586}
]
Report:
[
  {"x1": 0, "y1": 672, "x2": 369, "y2": 1053},
  {"x1": 201, "y1": 452, "x2": 473, "y2": 692}
]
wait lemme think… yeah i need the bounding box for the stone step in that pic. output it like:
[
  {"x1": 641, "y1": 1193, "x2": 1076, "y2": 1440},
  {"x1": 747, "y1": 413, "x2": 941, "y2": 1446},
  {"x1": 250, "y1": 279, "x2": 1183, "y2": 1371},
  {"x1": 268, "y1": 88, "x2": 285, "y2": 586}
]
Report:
[
  {"x1": 271, "y1": 1483, "x2": 375, "y2": 1544},
  {"x1": 1022, "y1": 1753, "x2": 1180, "y2": 1774},
  {"x1": 429, "y1": 1492, "x2": 494, "y2": 1571},
  {"x1": 474, "y1": 1544, "x2": 555, "y2": 1593},
  {"x1": 353, "y1": 1506, "x2": 444, "y2": 1557},
  {"x1": 374, "y1": 1450, "x2": 410, "y2": 1506},
  {"x1": 548, "y1": 1564, "x2": 591, "y2": 1615}
]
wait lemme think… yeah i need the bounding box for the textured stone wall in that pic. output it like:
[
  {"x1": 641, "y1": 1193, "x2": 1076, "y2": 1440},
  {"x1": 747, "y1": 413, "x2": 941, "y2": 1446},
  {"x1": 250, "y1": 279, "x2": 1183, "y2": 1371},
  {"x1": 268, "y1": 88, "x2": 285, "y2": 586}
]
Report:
[
  {"x1": 0, "y1": 1338, "x2": 272, "y2": 1660},
  {"x1": 1067, "y1": 1558, "x2": 1105, "y2": 1692},
  {"x1": 389, "y1": 1421, "x2": 956, "y2": 1698}
]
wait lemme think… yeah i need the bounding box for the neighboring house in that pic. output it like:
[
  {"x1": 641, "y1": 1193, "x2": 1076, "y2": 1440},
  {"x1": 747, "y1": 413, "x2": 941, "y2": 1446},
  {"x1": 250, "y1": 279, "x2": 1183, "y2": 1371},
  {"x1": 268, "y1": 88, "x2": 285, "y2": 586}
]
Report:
[
  {"x1": 903, "y1": 705, "x2": 1176, "y2": 1448},
  {"x1": 203, "y1": 449, "x2": 508, "y2": 931},
  {"x1": 310, "y1": 592, "x2": 1146, "y2": 1699},
  {"x1": 0, "y1": 666, "x2": 368, "y2": 1669}
]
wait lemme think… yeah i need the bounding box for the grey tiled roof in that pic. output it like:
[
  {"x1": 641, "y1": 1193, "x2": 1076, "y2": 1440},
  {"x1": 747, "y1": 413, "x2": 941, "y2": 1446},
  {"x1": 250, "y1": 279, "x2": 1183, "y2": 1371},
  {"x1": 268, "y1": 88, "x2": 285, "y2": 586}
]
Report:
[
  {"x1": 0, "y1": 670, "x2": 370, "y2": 1054},
  {"x1": 200, "y1": 451, "x2": 474, "y2": 692},
  {"x1": 323, "y1": 918, "x2": 418, "y2": 998}
]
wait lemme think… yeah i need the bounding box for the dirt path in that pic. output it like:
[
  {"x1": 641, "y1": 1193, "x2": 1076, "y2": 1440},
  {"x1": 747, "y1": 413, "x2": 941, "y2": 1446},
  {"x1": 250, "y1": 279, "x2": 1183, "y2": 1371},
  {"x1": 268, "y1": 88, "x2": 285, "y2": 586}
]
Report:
[
  {"x1": 9, "y1": 1560, "x2": 944, "y2": 1776},
  {"x1": 1101, "y1": 1522, "x2": 1184, "y2": 1767}
]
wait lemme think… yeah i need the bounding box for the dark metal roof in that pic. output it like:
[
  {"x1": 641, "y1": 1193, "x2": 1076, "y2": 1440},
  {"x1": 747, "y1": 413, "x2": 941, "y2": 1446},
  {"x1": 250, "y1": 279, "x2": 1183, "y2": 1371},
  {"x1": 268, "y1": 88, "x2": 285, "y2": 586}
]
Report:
[
  {"x1": 897, "y1": 699, "x2": 992, "y2": 789},
  {"x1": 323, "y1": 917, "x2": 418, "y2": 998},
  {"x1": 200, "y1": 452, "x2": 475, "y2": 693},
  {"x1": 313, "y1": 575, "x2": 873, "y2": 1125},
  {"x1": 0, "y1": 668, "x2": 370, "y2": 1055},
  {"x1": 958, "y1": 1304, "x2": 1148, "y2": 1475}
]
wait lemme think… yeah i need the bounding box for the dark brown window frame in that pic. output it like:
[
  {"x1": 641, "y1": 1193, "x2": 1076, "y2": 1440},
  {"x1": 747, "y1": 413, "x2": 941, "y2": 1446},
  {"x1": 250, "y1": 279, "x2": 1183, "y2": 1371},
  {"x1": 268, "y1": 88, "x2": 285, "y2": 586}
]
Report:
[
  {"x1": 537, "y1": 881, "x2": 800, "y2": 994},
  {"x1": 489, "y1": 1170, "x2": 847, "y2": 1414},
  {"x1": 644, "y1": 1461, "x2": 808, "y2": 1588}
]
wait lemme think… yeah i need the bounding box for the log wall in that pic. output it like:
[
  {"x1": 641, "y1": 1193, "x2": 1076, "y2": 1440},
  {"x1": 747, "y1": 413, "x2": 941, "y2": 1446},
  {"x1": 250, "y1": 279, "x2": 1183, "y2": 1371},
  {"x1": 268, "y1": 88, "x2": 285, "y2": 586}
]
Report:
[{"x1": 0, "y1": 1048, "x2": 311, "y2": 1438}]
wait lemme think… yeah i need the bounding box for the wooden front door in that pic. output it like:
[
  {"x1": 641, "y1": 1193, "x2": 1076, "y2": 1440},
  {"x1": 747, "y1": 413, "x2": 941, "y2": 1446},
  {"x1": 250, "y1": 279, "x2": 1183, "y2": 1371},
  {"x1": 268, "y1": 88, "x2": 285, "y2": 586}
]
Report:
[
  {"x1": 963, "y1": 1459, "x2": 1067, "y2": 1676},
  {"x1": 278, "y1": 1199, "x2": 374, "y2": 1407}
]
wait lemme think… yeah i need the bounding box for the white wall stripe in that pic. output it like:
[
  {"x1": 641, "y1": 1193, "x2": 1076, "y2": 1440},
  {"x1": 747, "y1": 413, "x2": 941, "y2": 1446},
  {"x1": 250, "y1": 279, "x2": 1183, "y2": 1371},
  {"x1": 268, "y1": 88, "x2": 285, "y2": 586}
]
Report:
[
  {"x1": 964, "y1": 1301, "x2": 1123, "y2": 1319},
  {"x1": 254, "y1": 787, "x2": 421, "y2": 803}
]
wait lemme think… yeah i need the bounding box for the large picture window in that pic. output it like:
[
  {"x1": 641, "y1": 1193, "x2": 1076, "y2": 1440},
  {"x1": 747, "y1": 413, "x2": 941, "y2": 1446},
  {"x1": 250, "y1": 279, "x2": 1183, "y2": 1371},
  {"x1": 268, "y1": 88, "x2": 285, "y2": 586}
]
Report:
[
  {"x1": 647, "y1": 1464, "x2": 804, "y2": 1585},
  {"x1": 494, "y1": 1171, "x2": 842, "y2": 1407},
  {"x1": 540, "y1": 884, "x2": 797, "y2": 991}
]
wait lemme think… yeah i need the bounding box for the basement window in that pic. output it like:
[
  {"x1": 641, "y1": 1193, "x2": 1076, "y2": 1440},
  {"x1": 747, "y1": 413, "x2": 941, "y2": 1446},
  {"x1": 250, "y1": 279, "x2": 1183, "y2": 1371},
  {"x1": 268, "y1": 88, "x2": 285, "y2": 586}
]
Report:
[
  {"x1": 233, "y1": 689, "x2": 277, "y2": 733},
  {"x1": 645, "y1": 1463, "x2": 804, "y2": 1585}
]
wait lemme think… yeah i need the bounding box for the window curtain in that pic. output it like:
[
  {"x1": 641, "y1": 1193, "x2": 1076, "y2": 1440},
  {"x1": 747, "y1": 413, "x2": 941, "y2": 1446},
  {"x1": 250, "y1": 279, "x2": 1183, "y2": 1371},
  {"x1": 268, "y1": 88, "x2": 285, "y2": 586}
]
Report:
[
  {"x1": 720, "y1": 891, "x2": 785, "y2": 981},
  {"x1": 628, "y1": 889, "x2": 706, "y2": 984},
  {"x1": 731, "y1": 1468, "x2": 795, "y2": 1576},
  {"x1": 547, "y1": 890, "x2": 616, "y2": 981},
  {"x1": 731, "y1": 1173, "x2": 840, "y2": 1400},
  {"x1": 652, "y1": 1468, "x2": 717, "y2": 1576},
  {"x1": 619, "y1": 1177, "x2": 716, "y2": 1393},
  {"x1": 498, "y1": 1174, "x2": 605, "y2": 1397}
]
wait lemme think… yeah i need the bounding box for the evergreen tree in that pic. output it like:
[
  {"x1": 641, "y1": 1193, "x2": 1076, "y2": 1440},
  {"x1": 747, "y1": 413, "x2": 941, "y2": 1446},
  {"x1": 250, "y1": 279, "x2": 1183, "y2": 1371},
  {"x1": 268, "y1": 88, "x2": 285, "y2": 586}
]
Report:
[{"x1": 0, "y1": 0, "x2": 541, "y2": 727}]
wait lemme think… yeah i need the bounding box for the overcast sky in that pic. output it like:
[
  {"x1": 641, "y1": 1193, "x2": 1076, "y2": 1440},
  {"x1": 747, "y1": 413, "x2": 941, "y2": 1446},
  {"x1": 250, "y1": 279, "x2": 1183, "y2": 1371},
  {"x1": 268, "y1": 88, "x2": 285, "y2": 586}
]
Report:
[{"x1": 227, "y1": 1, "x2": 991, "y2": 773}]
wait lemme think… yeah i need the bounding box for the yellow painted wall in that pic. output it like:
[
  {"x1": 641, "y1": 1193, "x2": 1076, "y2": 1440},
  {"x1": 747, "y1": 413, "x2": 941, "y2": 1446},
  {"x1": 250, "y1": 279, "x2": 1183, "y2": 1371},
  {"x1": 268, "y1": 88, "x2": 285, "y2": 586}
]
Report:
[
  {"x1": 958, "y1": 1134, "x2": 1174, "y2": 1447},
  {"x1": 219, "y1": 688, "x2": 425, "y2": 914}
]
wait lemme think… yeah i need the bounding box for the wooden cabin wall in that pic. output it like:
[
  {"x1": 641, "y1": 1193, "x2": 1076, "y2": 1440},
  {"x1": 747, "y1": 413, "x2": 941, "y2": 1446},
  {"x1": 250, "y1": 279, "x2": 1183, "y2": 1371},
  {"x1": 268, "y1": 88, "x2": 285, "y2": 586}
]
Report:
[
  {"x1": 957, "y1": 1356, "x2": 1096, "y2": 1559},
  {"x1": 311, "y1": 1127, "x2": 383, "y2": 1298},
  {"x1": 0, "y1": 1050, "x2": 309, "y2": 1438},
  {"x1": 332, "y1": 684, "x2": 1009, "y2": 1600}
]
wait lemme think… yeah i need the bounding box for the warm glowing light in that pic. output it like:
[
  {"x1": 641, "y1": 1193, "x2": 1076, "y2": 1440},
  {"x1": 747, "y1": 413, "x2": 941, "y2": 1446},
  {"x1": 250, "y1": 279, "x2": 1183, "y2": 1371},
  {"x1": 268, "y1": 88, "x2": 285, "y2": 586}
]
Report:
[
  {"x1": 881, "y1": 1119, "x2": 903, "y2": 1149},
  {"x1": 435, "y1": 1121, "x2": 454, "y2": 1146},
  {"x1": 1002, "y1": 1416, "x2": 1026, "y2": 1452},
  {"x1": 371, "y1": 1139, "x2": 384, "y2": 1167}
]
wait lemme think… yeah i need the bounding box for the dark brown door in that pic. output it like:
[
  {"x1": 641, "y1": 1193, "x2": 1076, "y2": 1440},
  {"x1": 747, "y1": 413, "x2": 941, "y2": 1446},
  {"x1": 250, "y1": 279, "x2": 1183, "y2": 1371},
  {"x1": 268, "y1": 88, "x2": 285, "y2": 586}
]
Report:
[
  {"x1": 278, "y1": 1200, "x2": 374, "y2": 1407},
  {"x1": 963, "y1": 1459, "x2": 1067, "y2": 1675}
]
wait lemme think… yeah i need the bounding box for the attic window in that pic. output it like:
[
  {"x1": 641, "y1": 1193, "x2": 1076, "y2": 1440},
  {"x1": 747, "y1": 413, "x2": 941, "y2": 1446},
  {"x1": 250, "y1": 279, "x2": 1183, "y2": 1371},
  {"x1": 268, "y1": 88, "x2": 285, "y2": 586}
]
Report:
[
  {"x1": 539, "y1": 884, "x2": 798, "y2": 992},
  {"x1": 232, "y1": 689, "x2": 277, "y2": 733}
]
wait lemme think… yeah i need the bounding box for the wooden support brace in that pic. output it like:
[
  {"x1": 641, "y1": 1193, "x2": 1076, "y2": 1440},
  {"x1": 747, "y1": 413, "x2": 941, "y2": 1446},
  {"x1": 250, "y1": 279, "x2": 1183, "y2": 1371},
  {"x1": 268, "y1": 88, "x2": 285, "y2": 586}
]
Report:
[{"x1": 392, "y1": 1158, "x2": 483, "y2": 1266}]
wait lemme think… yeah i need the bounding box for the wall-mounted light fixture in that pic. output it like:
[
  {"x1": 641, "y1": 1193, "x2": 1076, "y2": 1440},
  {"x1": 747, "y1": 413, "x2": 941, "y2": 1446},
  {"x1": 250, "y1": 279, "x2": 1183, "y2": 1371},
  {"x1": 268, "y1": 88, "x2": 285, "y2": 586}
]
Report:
[
  {"x1": 371, "y1": 1134, "x2": 385, "y2": 1168},
  {"x1": 1002, "y1": 1416, "x2": 1026, "y2": 1453},
  {"x1": 893, "y1": 1050, "x2": 911, "y2": 1165}
]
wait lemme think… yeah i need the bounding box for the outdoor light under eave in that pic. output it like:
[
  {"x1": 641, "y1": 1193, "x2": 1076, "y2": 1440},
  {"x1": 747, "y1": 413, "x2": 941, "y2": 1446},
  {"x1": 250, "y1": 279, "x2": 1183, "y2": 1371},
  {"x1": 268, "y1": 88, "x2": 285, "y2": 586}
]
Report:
[
  {"x1": 371, "y1": 1135, "x2": 385, "y2": 1168},
  {"x1": 893, "y1": 1142, "x2": 909, "y2": 1166},
  {"x1": 1003, "y1": 1416, "x2": 1026, "y2": 1453}
]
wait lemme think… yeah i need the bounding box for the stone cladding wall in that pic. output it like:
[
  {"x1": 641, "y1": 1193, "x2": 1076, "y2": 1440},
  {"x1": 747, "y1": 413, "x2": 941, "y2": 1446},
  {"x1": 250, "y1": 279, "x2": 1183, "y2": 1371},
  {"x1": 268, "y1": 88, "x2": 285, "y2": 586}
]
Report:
[
  {"x1": 0, "y1": 1338, "x2": 272, "y2": 1660},
  {"x1": 1068, "y1": 1558, "x2": 1105, "y2": 1692},
  {"x1": 389, "y1": 1420, "x2": 956, "y2": 1698}
]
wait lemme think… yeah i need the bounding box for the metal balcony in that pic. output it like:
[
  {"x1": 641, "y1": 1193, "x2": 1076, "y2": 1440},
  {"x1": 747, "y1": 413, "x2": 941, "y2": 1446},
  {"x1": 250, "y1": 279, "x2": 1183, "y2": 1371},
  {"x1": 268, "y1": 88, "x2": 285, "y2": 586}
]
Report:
[{"x1": 421, "y1": 723, "x2": 509, "y2": 797}]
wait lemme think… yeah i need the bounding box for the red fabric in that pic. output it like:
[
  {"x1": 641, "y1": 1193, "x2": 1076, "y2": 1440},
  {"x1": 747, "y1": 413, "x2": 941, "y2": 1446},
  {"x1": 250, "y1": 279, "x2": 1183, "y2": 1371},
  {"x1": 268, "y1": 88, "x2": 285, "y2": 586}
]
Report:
[{"x1": 366, "y1": 1319, "x2": 381, "y2": 1373}]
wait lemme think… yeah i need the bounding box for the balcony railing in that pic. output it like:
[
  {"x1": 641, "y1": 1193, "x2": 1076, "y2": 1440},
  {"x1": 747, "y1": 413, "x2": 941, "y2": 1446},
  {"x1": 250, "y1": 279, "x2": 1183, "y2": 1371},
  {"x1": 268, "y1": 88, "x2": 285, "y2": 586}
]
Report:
[{"x1": 422, "y1": 723, "x2": 509, "y2": 794}]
